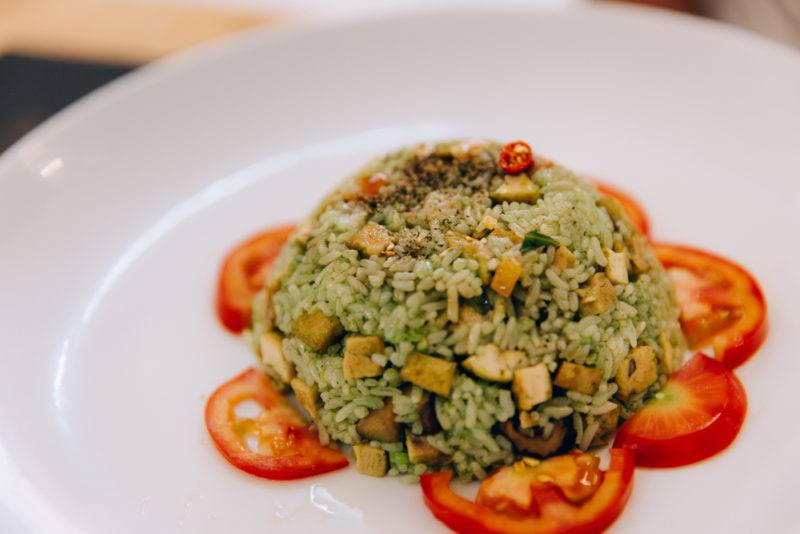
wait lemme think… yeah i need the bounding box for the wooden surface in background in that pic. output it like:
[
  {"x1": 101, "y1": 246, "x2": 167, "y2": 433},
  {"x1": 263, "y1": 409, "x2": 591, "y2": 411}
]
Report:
[{"x1": 0, "y1": 0, "x2": 276, "y2": 65}]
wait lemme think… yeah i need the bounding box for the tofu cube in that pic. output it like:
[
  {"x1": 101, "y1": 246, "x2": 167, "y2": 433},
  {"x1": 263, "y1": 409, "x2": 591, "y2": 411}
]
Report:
[
  {"x1": 399, "y1": 353, "x2": 457, "y2": 397},
  {"x1": 578, "y1": 273, "x2": 616, "y2": 315},
  {"x1": 461, "y1": 345, "x2": 524, "y2": 383},
  {"x1": 290, "y1": 377, "x2": 319, "y2": 419},
  {"x1": 629, "y1": 235, "x2": 651, "y2": 274},
  {"x1": 292, "y1": 310, "x2": 343, "y2": 352},
  {"x1": 406, "y1": 434, "x2": 446, "y2": 464},
  {"x1": 553, "y1": 362, "x2": 603, "y2": 395},
  {"x1": 356, "y1": 400, "x2": 402, "y2": 442},
  {"x1": 343, "y1": 335, "x2": 385, "y2": 380},
  {"x1": 512, "y1": 364, "x2": 552, "y2": 410},
  {"x1": 260, "y1": 332, "x2": 294, "y2": 383},
  {"x1": 347, "y1": 222, "x2": 394, "y2": 256},
  {"x1": 552, "y1": 246, "x2": 576, "y2": 271},
  {"x1": 353, "y1": 444, "x2": 388, "y2": 477},
  {"x1": 615, "y1": 346, "x2": 658, "y2": 399},
  {"x1": 604, "y1": 248, "x2": 629, "y2": 284},
  {"x1": 491, "y1": 176, "x2": 541, "y2": 203},
  {"x1": 491, "y1": 257, "x2": 523, "y2": 298}
]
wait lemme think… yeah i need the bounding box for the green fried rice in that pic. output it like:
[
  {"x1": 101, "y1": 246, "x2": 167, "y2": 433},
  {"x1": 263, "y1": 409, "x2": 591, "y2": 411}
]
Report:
[{"x1": 248, "y1": 140, "x2": 685, "y2": 482}]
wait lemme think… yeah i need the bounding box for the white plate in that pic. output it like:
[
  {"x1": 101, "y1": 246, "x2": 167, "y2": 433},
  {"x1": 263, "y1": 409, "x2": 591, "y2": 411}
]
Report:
[{"x1": 2, "y1": 4, "x2": 800, "y2": 533}]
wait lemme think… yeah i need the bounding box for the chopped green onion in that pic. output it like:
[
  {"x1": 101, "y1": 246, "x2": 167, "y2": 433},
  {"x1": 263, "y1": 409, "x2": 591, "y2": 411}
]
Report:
[
  {"x1": 521, "y1": 231, "x2": 558, "y2": 252},
  {"x1": 389, "y1": 451, "x2": 410, "y2": 466}
]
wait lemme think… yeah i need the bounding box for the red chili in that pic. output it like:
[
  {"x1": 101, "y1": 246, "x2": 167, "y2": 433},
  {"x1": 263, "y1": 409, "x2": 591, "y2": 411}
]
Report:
[{"x1": 499, "y1": 141, "x2": 534, "y2": 175}]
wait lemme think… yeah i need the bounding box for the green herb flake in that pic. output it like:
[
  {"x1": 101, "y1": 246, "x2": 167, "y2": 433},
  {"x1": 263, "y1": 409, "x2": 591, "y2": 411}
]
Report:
[{"x1": 520, "y1": 231, "x2": 558, "y2": 252}]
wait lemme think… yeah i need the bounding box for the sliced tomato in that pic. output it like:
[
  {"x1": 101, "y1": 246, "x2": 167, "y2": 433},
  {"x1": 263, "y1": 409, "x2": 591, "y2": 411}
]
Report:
[
  {"x1": 216, "y1": 225, "x2": 295, "y2": 333},
  {"x1": 420, "y1": 449, "x2": 634, "y2": 534},
  {"x1": 655, "y1": 243, "x2": 767, "y2": 368},
  {"x1": 614, "y1": 353, "x2": 747, "y2": 468},
  {"x1": 593, "y1": 181, "x2": 651, "y2": 237},
  {"x1": 205, "y1": 368, "x2": 348, "y2": 480}
]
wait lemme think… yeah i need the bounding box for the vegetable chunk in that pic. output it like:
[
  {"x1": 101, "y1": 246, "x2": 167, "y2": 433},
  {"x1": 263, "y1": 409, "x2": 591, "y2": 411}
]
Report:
[
  {"x1": 615, "y1": 346, "x2": 658, "y2": 398},
  {"x1": 491, "y1": 257, "x2": 523, "y2": 298}
]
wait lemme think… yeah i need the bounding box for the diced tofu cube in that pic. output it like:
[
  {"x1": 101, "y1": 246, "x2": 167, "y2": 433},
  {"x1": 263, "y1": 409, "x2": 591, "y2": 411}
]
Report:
[
  {"x1": 491, "y1": 257, "x2": 523, "y2": 298},
  {"x1": 553, "y1": 362, "x2": 603, "y2": 395},
  {"x1": 290, "y1": 377, "x2": 319, "y2": 419},
  {"x1": 399, "y1": 353, "x2": 457, "y2": 397},
  {"x1": 489, "y1": 228, "x2": 522, "y2": 244},
  {"x1": 553, "y1": 246, "x2": 576, "y2": 271},
  {"x1": 356, "y1": 400, "x2": 402, "y2": 442},
  {"x1": 604, "y1": 248, "x2": 629, "y2": 284},
  {"x1": 343, "y1": 335, "x2": 384, "y2": 380},
  {"x1": 629, "y1": 235, "x2": 651, "y2": 274},
  {"x1": 491, "y1": 176, "x2": 541, "y2": 203},
  {"x1": 292, "y1": 310, "x2": 343, "y2": 352},
  {"x1": 578, "y1": 273, "x2": 616, "y2": 315},
  {"x1": 461, "y1": 344, "x2": 525, "y2": 383},
  {"x1": 512, "y1": 364, "x2": 552, "y2": 410},
  {"x1": 347, "y1": 222, "x2": 394, "y2": 256},
  {"x1": 481, "y1": 215, "x2": 498, "y2": 231},
  {"x1": 406, "y1": 434, "x2": 446, "y2": 464},
  {"x1": 445, "y1": 230, "x2": 483, "y2": 258},
  {"x1": 353, "y1": 444, "x2": 388, "y2": 477},
  {"x1": 260, "y1": 332, "x2": 294, "y2": 383},
  {"x1": 615, "y1": 346, "x2": 658, "y2": 399}
]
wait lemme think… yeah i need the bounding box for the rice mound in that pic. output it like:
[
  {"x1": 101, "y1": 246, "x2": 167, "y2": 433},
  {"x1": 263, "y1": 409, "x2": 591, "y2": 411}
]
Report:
[{"x1": 251, "y1": 140, "x2": 685, "y2": 481}]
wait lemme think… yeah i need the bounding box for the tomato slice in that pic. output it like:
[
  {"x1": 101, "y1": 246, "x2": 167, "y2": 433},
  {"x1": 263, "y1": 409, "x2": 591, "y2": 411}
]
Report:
[
  {"x1": 593, "y1": 181, "x2": 651, "y2": 237},
  {"x1": 654, "y1": 243, "x2": 767, "y2": 368},
  {"x1": 499, "y1": 141, "x2": 534, "y2": 175},
  {"x1": 205, "y1": 368, "x2": 348, "y2": 480},
  {"x1": 216, "y1": 225, "x2": 295, "y2": 333},
  {"x1": 420, "y1": 449, "x2": 634, "y2": 534},
  {"x1": 614, "y1": 353, "x2": 747, "y2": 468}
]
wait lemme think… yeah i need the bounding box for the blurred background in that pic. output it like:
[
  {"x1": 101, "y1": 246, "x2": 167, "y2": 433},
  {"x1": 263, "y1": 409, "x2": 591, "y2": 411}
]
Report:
[{"x1": 1, "y1": 0, "x2": 798, "y2": 153}]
